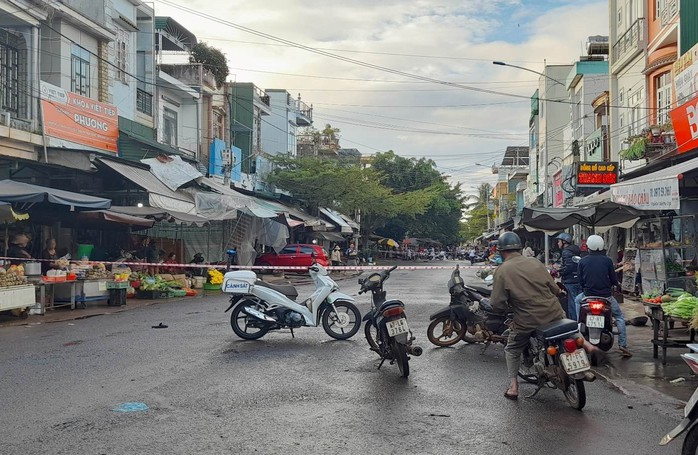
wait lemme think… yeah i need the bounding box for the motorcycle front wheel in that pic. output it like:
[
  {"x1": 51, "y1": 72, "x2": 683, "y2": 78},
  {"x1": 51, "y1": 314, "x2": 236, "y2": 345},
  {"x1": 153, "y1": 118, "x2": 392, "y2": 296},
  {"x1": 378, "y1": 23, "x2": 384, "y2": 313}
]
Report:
[
  {"x1": 392, "y1": 340, "x2": 409, "y2": 378},
  {"x1": 427, "y1": 316, "x2": 466, "y2": 347},
  {"x1": 563, "y1": 378, "x2": 586, "y2": 411},
  {"x1": 365, "y1": 321, "x2": 380, "y2": 352},
  {"x1": 322, "y1": 300, "x2": 361, "y2": 340},
  {"x1": 230, "y1": 300, "x2": 270, "y2": 340}
]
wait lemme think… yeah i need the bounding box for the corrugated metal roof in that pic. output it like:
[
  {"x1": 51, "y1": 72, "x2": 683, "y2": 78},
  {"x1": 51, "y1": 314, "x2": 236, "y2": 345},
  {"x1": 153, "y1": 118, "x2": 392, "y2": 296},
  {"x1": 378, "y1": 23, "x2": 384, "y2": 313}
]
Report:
[{"x1": 97, "y1": 158, "x2": 193, "y2": 202}]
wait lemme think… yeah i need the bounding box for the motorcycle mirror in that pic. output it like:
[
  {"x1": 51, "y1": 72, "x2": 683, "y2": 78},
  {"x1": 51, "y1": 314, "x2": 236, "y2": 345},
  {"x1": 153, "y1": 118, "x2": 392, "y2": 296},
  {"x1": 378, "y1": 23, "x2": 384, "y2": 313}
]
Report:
[
  {"x1": 572, "y1": 255, "x2": 581, "y2": 263},
  {"x1": 455, "y1": 264, "x2": 459, "y2": 270},
  {"x1": 358, "y1": 277, "x2": 365, "y2": 285}
]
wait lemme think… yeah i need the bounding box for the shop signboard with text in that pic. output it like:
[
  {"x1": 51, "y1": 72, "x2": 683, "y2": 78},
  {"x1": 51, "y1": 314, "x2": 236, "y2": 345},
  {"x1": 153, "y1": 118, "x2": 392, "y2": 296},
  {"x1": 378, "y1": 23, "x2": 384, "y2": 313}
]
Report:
[
  {"x1": 577, "y1": 161, "x2": 618, "y2": 186},
  {"x1": 553, "y1": 170, "x2": 563, "y2": 207},
  {"x1": 611, "y1": 178, "x2": 679, "y2": 210},
  {"x1": 40, "y1": 81, "x2": 118, "y2": 153},
  {"x1": 674, "y1": 43, "x2": 698, "y2": 107},
  {"x1": 669, "y1": 93, "x2": 698, "y2": 154}
]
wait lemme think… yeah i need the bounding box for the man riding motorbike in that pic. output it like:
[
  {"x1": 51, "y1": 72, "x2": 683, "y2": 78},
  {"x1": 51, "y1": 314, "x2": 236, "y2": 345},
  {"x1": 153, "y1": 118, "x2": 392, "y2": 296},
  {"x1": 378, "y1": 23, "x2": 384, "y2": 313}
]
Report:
[
  {"x1": 490, "y1": 232, "x2": 568, "y2": 400},
  {"x1": 555, "y1": 233, "x2": 582, "y2": 321},
  {"x1": 575, "y1": 235, "x2": 632, "y2": 358}
]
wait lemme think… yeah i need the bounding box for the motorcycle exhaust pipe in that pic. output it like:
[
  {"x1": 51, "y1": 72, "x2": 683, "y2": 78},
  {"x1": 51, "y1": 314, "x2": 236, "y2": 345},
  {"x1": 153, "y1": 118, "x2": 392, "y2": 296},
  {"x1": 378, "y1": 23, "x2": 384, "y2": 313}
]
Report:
[{"x1": 408, "y1": 345, "x2": 423, "y2": 356}]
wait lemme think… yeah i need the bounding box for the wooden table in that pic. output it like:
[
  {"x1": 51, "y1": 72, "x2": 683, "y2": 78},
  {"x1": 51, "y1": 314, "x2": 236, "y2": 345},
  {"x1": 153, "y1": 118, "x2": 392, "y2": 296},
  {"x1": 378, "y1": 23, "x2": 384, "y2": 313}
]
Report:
[{"x1": 644, "y1": 302, "x2": 696, "y2": 365}]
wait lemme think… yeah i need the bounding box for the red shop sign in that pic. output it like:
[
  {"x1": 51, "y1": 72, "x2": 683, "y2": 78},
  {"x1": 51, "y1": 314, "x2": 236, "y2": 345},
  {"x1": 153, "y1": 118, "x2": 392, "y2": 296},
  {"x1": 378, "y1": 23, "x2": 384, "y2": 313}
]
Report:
[{"x1": 670, "y1": 94, "x2": 698, "y2": 154}]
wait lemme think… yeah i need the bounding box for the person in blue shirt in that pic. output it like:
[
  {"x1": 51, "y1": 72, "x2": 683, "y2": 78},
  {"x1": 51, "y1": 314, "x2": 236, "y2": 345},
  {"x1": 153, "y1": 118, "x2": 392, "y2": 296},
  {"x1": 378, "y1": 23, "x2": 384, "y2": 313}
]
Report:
[{"x1": 576, "y1": 235, "x2": 631, "y2": 357}]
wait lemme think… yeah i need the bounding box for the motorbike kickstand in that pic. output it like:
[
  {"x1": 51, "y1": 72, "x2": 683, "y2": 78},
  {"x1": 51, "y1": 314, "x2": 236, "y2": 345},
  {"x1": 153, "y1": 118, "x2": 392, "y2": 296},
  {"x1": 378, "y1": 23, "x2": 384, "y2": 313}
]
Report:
[
  {"x1": 290, "y1": 327, "x2": 295, "y2": 338},
  {"x1": 377, "y1": 357, "x2": 386, "y2": 370},
  {"x1": 480, "y1": 341, "x2": 492, "y2": 355},
  {"x1": 525, "y1": 383, "x2": 544, "y2": 399}
]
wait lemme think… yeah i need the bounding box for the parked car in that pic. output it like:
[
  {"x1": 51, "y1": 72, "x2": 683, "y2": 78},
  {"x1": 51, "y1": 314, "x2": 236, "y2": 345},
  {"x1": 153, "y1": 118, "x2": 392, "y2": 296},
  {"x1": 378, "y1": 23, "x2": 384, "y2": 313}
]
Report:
[{"x1": 254, "y1": 244, "x2": 330, "y2": 272}]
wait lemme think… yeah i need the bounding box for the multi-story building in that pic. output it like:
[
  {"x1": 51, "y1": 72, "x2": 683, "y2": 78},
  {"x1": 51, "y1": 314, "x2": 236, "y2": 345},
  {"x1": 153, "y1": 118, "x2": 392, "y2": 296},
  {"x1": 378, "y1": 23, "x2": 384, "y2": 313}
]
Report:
[
  {"x1": 492, "y1": 146, "x2": 529, "y2": 227},
  {"x1": 525, "y1": 64, "x2": 573, "y2": 207}
]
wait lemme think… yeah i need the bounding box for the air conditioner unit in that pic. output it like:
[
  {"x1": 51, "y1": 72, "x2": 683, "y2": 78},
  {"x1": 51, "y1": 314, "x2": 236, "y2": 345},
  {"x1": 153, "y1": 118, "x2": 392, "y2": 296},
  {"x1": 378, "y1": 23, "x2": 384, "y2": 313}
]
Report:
[{"x1": 221, "y1": 149, "x2": 232, "y2": 165}]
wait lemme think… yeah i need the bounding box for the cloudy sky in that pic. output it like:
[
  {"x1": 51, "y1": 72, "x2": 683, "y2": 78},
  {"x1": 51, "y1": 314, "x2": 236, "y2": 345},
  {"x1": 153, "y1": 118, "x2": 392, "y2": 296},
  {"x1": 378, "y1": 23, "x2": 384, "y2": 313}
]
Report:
[{"x1": 153, "y1": 0, "x2": 608, "y2": 194}]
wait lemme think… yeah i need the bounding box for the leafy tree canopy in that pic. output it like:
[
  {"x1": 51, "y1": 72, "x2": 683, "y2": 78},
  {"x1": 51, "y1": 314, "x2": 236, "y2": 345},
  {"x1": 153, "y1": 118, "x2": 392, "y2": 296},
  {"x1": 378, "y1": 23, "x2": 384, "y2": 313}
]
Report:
[{"x1": 189, "y1": 42, "x2": 229, "y2": 88}]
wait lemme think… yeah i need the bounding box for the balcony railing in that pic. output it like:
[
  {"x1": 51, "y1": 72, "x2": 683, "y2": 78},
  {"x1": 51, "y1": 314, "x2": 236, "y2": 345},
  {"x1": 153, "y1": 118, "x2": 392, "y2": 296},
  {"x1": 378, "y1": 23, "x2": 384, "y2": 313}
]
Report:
[
  {"x1": 661, "y1": 0, "x2": 678, "y2": 27},
  {"x1": 612, "y1": 18, "x2": 644, "y2": 64},
  {"x1": 136, "y1": 89, "x2": 153, "y2": 116}
]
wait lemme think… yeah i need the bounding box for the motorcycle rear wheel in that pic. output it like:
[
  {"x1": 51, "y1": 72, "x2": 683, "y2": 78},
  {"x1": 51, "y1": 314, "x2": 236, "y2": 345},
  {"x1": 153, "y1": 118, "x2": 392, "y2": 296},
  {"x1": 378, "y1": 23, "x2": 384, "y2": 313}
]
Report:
[
  {"x1": 322, "y1": 300, "x2": 361, "y2": 340},
  {"x1": 230, "y1": 300, "x2": 270, "y2": 340},
  {"x1": 427, "y1": 316, "x2": 466, "y2": 347},
  {"x1": 392, "y1": 340, "x2": 409, "y2": 378},
  {"x1": 681, "y1": 423, "x2": 698, "y2": 455},
  {"x1": 563, "y1": 379, "x2": 586, "y2": 410}
]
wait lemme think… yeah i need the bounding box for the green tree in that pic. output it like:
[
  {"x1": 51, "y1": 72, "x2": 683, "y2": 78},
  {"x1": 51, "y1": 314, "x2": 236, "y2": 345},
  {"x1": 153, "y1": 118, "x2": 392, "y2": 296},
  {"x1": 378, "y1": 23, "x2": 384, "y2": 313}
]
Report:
[
  {"x1": 189, "y1": 42, "x2": 229, "y2": 88},
  {"x1": 370, "y1": 151, "x2": 465, "y2": 245},
  {"x1": 461, "y1": 183, "x2": 494, "y2": 241}
]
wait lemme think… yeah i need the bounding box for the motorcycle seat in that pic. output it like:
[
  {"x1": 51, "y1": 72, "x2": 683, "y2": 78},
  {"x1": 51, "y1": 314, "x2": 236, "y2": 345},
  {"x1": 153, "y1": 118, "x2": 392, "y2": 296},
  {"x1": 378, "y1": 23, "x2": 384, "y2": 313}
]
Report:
[
  {"x1": 378, "y1": 299, "x2": 404, "y2": 313},
  {"x1": 467, "y1": 285, "x2": 491, "y2": 297},
  {"x1": 254, "y1": 280, "x2": 299, "y2": 300},
  {"x1": 536, "y1": 319, "x2": 578, "y2": 339}
]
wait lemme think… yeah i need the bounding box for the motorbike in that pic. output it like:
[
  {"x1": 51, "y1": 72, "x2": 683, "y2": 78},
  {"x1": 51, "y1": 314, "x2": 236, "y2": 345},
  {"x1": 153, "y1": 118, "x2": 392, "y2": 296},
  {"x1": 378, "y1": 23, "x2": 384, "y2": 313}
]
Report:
[
  {"x1": 660, "y1": 347, "x2": 698, "y2": 453},
  {"x1": 359, "y1": 265, "x2": 422, "y2": 378},
  {"x1": 517, "y1": 319, "x2": 596, "y2": 410},
  {"x1": 427, "y1": 265, "x2": 512, "y2": 349},
  {"x1": 578, "y1": 295, "x2": 615, "y2": 351},
  {"x1": 222, "y1": 260, "x2": 361, "y2": 340}
]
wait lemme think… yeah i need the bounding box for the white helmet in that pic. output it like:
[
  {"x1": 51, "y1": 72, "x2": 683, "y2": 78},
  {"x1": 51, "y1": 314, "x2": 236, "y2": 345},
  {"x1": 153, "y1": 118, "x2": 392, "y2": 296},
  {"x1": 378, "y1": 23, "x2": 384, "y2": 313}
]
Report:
[{"x1": 587, "y1": 235, "x2": 605, "y2": 251}]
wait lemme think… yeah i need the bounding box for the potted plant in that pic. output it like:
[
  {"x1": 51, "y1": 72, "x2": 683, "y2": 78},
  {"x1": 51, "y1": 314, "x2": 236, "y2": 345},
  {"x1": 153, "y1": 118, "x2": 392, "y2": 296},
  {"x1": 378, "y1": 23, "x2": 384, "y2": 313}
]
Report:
[{"x1": 204, "y1": 269, "x2": 224, "y2": 291}]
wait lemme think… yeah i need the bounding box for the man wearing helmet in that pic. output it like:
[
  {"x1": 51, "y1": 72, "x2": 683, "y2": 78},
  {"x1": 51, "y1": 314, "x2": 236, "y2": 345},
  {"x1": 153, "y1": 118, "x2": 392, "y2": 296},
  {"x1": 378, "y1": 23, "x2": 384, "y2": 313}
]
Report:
[
  {"x1": 576, "y1": 235, "x2": 631, "y2": 357},
  {"x1": 490, "y1": 231, "x2": 566, "y2": 400},
  {"x1": 555, "y1": 232, "x2": 582, "y2": 320}
]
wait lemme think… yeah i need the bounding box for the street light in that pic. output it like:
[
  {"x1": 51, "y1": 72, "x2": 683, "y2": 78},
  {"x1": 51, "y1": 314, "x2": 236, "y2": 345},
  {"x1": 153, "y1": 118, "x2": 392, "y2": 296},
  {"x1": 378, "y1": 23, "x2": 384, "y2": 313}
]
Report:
[{"x1": 492, "y1": 61, "x2": 566, "y2": 86}]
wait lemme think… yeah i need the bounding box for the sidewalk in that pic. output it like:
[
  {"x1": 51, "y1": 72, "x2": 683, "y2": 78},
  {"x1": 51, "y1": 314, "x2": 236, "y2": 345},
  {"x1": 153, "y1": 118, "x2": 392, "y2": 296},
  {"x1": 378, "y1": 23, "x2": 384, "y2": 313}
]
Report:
[{"x1": 595, "y1": 295, "x2": 698, "y2": 404}]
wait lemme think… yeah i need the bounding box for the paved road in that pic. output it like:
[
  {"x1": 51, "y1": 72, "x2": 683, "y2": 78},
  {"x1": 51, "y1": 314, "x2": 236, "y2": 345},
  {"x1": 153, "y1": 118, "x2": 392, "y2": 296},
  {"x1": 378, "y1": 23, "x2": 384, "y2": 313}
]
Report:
[{"x1": 0, "y1": 262, "x2": 685, "y2": 454}]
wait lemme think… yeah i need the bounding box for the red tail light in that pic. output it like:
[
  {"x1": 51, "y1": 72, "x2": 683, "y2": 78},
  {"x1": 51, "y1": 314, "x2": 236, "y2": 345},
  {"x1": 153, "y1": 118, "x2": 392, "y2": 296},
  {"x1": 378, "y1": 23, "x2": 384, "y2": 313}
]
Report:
[
  {"x1": 563, "y1": 338, "x2": 577, "y2": 353},
  {"x1": 383, "y1": 307, "x2": 405, "y2": 318},
  {"x1": 588, "y1": 300, "x2": 605, "y2": 315}
]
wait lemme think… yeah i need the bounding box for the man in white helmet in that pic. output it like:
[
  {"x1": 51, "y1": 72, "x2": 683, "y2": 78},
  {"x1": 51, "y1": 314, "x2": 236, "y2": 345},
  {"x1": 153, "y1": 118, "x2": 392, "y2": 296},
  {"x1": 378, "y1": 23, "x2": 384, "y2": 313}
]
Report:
[{"x1": 576, "y1": 234, "x2": 631, "y2": 357}]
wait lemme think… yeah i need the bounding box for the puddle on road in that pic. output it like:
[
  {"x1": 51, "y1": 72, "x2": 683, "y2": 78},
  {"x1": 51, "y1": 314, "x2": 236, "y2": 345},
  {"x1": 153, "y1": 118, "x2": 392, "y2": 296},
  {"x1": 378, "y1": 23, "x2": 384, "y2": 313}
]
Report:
[{"x1": 112, "y1": 402, "x2": 149, "y2": 413}]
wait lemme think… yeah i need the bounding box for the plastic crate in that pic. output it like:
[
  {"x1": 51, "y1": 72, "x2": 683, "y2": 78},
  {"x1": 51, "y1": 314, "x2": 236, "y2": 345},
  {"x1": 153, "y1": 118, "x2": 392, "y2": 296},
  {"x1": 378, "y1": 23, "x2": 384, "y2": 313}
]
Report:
[{"x1": 106, "y1": 281, "x2": 129, "y2": 290}]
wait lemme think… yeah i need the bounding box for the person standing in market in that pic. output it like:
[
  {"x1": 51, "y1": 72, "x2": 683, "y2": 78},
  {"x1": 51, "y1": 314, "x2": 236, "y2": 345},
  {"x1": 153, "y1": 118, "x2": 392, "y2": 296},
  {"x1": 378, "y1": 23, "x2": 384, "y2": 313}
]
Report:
[
  {"x1": 576, "y1": 235, "x2": 632, "y2": 357},
  {"x1": 522, "y1": 242, "x2": 535, "y2": 258},
  {"x1": 40, "y1": 238, "x2": 60, "y2": 275},
  {"x1": 7, "y1": 233, "x2": 32, "y2": 265},
  {"x1": 331, "y1": 245, "x2": 342, "y2": 267},
  {"x1": 556, "y1": 233, "x2": 582, "y2": 321}
]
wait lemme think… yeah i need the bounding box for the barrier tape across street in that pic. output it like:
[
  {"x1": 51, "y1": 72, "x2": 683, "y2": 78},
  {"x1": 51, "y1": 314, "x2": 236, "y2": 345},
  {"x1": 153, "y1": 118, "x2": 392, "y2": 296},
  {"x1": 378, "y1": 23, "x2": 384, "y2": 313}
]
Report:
[{"x1": 0, "y1": 256, "x2": 492, "y2": 271}]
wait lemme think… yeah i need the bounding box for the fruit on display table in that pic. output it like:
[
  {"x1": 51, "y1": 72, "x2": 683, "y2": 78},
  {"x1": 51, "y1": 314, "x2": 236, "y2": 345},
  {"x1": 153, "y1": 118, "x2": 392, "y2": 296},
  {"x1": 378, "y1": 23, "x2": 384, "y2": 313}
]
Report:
[{"x1": 0, "y1": 267, "x2": 27, "y2": 287}]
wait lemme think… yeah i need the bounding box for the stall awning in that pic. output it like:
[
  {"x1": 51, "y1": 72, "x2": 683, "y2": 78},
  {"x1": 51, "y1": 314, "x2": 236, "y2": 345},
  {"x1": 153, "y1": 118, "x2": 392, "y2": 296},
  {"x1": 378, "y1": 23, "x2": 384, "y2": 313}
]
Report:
[
  {"x1": 312, "y1": 231, "x2": 346, "y2": 242},
  {"x1": 109, "y1": 205, "x2": 208, "y2": 226},
  {"x1": 0, "y1": 180, "x2": 111, "y2": 209},
  {"x1": 319, "y1": 207, "x2": 353, "y2": 234},
  {"x1": 97, "y1": 158, "x2": 194, "y2": 204},
  {"x1": 77, "y1": 210, "x2": 155, "y2": 228},
  {"x1": 0, "y1": 201, "x2": 28, "y2": 223},
  {"x1": 610, "y1": 156, "x2": 698, "y2": 210}
]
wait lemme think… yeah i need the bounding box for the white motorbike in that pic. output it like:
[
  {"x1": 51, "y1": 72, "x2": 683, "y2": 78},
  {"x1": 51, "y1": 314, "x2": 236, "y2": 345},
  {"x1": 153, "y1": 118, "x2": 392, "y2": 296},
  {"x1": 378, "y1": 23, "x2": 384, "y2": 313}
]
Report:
[{"x1": 222, "y1": 262, "x2": 362, "y2": 340}]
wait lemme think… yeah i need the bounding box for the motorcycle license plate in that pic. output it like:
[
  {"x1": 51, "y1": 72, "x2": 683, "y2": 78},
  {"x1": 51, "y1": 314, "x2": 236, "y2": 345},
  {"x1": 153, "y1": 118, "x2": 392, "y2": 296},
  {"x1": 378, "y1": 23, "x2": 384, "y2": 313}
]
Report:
[
  {"x1": 560, "y1": 349, "x2": 590, "y2": 374},
  {"x1": 387, "y1": 318, "x2": 409, "y2": 337},
  {"x1": 586, "y1": 315, "x2": 605, "y2": 328}
]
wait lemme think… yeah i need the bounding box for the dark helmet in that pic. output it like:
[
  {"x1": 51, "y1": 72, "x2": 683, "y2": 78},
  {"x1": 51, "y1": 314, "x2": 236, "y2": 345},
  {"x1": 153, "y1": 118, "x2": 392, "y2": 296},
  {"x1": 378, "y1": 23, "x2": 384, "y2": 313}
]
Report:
[
  {"x1": 498, "y1": 232, "x2": 522, "y2": 252},
  {"x1": 556, "y1": 232, "x2": 573, "y2": 244}
]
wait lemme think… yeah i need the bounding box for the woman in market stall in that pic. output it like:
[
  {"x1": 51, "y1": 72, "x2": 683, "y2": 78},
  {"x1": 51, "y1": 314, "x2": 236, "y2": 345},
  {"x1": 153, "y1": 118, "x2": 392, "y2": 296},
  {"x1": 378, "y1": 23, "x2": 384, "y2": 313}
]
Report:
[
  {"x1": 7, "y1": 233, "x2": 32, "y2": 265},
  {"x1": 40, "y1": 238, "x2": 59, "y2": 275}
]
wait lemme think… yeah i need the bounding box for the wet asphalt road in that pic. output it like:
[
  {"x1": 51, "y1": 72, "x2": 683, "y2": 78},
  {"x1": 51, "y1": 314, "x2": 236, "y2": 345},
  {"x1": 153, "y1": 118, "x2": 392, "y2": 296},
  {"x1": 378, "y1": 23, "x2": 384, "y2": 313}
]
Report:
[{"x1": 0, "y1": 262, "x2": 686, "y2": 454}]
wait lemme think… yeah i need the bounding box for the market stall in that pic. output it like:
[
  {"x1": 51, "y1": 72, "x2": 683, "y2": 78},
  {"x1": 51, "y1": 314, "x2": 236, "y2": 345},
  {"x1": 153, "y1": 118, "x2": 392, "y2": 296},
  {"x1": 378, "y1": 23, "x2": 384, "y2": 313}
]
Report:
[{"x1": 0, "y1": 265, "x2": 34, "y2": 318}]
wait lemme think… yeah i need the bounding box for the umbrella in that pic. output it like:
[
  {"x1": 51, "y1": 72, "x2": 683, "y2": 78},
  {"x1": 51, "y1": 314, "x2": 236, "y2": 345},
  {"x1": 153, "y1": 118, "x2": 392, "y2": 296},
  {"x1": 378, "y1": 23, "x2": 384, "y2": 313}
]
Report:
[
  {"x1": 521, "y1": 201, "x2": 649, "y2": 234},
  {"x1": 0, "y1": 201, "x2": 28, "y2": 223},
  {"x1": 378, "y1": 238, "x2": 399, "y2": 248}
]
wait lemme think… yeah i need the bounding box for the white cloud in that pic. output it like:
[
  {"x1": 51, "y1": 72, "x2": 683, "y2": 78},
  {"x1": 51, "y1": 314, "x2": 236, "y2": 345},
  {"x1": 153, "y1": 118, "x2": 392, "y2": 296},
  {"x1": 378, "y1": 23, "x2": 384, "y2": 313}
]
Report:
[{"x1": 154, "y1": 0, "x2": 608, "y2": 189}]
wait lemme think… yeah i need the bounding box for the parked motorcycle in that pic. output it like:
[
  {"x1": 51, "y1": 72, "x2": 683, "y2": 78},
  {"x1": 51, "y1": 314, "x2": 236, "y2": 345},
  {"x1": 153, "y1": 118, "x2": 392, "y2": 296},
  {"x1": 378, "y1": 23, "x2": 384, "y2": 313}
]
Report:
[
  {"x1": 660, "y1": 347, "x2": 698, "y2": 453},
  {"x1": 578, "y1": 295, "x2": 615, "y2": 351},
  {"x1": 427, "y1": 265, "x2": 512, "y2": 348},
  {"x1": 359, "y1": 265, "x2": 422, "y2": 378},
  {"x1": 517, "y1": 319, "x2": 596, "y2": 410},
  {"x1": 222, "y1": 261, "x2": 361, "y2": 340}
]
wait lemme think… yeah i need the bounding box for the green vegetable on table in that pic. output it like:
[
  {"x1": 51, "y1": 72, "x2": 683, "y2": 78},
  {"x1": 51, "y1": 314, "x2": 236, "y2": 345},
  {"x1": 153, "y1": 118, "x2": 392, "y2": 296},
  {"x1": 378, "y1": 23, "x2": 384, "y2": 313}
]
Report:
[{"x1": 663, "y1": 293, "x2": 698, "y2": 319}]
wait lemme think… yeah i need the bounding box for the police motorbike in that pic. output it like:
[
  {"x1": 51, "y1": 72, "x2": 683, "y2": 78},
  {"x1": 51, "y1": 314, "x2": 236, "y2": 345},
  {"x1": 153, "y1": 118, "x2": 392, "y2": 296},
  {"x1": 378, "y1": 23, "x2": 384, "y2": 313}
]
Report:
[
  {"x1": 222, "y1": 260, "x2": 361, "y2": 340},
  {"x1": 427, "y1": 265, "x2": 512, "y2": 348},
  {"x1": 660, "y1": 346, "x2": 698, "y2": 453},
  {"x1": 359, "y1": 265, "x2": 422, "y2": 378},
  {"x1": 518, "y1": 319, "x2": 596, "y2": 410}
]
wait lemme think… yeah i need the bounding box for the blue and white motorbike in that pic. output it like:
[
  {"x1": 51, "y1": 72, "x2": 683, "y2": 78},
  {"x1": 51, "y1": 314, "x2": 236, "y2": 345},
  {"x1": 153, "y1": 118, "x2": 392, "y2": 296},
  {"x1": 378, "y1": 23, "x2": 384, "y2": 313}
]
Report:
[{"x1": 223, "y1": 261, "x2": 361, "y2": 340}]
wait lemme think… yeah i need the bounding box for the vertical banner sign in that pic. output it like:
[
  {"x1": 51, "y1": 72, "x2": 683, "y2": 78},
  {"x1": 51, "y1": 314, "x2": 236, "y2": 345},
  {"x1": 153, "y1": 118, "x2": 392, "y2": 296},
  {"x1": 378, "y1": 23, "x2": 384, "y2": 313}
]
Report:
[
  {"x1": 553, "y1": 170, "x2": 563, "y2": 207},
  {"x1": 40, "y1": 81, "x2": 118, "y2": 153},
  {"x1": 669, "y1": 93, "x2": 698, "y2": 154}
]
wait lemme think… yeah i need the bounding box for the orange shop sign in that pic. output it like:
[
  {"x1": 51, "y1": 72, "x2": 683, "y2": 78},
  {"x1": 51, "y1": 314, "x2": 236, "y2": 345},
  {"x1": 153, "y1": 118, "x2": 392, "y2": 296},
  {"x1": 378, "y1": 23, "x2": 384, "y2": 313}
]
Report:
[
  {"x1": 40, "y1": 81, "x2": 118, "y2": 153},
  {"x1": 669, "y1": 93, "x2": 698, "y2": 154}
]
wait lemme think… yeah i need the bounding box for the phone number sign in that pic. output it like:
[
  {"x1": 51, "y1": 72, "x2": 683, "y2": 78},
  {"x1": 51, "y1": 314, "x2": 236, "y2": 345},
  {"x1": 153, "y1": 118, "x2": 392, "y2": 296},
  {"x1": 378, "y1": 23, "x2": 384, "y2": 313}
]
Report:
[{"x1": 577, "y1": 161, "x2": 618, "y2": 186}]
